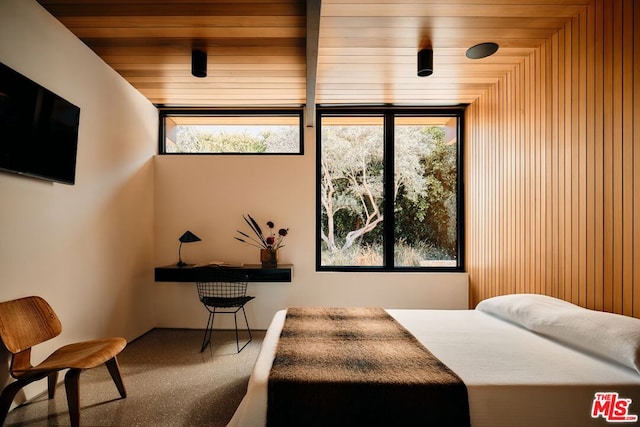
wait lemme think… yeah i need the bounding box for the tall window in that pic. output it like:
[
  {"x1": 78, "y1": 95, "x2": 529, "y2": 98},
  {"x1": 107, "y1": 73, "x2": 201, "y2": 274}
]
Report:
[
  {"x1": 316, "y1": 108, "x2": 464, "y2": 271},
  {"x1": 159, "y1": 109, "x2": 303, "y2": 154}
]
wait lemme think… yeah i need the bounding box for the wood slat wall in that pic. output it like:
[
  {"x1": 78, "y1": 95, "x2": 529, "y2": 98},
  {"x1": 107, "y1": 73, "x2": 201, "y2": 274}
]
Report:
[{"x1": 465, "y1": 0, "x2": 640, "y2": 318}]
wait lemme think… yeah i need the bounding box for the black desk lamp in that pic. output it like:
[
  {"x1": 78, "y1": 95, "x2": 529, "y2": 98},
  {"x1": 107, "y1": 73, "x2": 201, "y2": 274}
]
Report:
[{"x1": 177, "y1": 230, "x2": 201, "y2": 267}]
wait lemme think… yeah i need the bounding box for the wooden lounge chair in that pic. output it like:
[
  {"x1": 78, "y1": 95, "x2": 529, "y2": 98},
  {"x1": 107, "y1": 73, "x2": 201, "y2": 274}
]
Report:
[{"x1": 0, "y1": 296, "x2": 127, "y2": 426}]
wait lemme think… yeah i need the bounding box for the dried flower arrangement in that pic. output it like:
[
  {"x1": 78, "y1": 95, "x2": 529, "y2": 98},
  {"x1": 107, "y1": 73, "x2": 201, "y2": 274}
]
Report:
[{"x1": 234, "y1": 214, "x2": 288, "y2": 250}]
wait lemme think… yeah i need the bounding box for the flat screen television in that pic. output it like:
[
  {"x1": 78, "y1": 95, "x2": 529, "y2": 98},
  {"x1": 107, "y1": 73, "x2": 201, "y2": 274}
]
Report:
[{"x1": 0, "y1": 61, "x2": 80, "y2": 185}]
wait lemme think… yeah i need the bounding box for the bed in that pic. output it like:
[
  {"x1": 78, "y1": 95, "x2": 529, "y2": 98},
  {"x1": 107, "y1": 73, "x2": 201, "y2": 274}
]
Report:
[{"x1": 228, "y1": 294, "x2": 640, "y2": 426}]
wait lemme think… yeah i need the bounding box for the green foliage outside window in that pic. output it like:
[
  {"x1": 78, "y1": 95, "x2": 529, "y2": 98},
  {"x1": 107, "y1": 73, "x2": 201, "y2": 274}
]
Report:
[
  {"x1": 319, "y1": 112, "x2": 461, "y2": 269},
  {"x1": 168, "y1": 126, "x2": 299, "y2": 154}
]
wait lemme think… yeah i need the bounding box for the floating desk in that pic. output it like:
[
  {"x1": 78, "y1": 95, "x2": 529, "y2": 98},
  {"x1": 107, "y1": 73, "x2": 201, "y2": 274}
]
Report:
[{"x1": 154, "y1": 264, "x2": 292, "y2": 283}]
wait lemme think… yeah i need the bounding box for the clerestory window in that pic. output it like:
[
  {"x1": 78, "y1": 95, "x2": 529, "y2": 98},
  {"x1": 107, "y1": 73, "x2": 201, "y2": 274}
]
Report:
[{"x1": 159, "y1": 109, "x2": 303, "y2": 154}]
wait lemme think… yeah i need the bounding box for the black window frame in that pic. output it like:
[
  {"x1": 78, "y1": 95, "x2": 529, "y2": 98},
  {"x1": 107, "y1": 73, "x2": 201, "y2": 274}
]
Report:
[
  {"x1": 315, "y1": 106, "x2": 466, "y2": 272},
  {"x1": 158, "y1": 108, "x2": 304, "y2": 155}
]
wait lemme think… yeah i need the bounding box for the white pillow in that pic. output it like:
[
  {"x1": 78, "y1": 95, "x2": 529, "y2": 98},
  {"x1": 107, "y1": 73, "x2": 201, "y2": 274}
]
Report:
[
  {"x1": 476, "y1": 294, "x2": 640, "y2": 374},
  {"x1": 475, "y1": 293, "x2": 581, "y2": 329}
]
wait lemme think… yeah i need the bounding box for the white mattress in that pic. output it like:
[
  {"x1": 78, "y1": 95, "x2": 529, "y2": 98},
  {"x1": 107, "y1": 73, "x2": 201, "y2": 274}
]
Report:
[{"x1": 229, "y1": 309, "x2": 640, "y2": 427}]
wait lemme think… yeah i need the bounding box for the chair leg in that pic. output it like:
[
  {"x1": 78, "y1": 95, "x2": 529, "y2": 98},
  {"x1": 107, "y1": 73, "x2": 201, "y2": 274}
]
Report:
[
  {"x1": 47, "y1": 371, "x2": 58, "y2": 398},
  {"x1": 200, "y1": 311, "x2": 215, "y2": 352},
  {"x1": 105, "y1": 357, "x2": 127, "y2": 398},
  {"x1": 233, "y1": 312, "x2": 240, "y2": 353},
  {"x1": 64, "y1": 368, "x2": 82, "y2": 427},
  {"x1": 0, "y1": 377, "x2": 34, "y2": 426},
  {"x1": 236, "y1": 306, "x2": 253, "y2": 353},
  {"x1": 242, "y1": 306, "x2": 253, "y2": 343}
]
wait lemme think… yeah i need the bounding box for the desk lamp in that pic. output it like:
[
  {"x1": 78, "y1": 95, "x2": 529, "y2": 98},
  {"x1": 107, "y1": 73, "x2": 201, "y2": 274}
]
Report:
[{"x1": 177, "y1": 230, "x2": 201, "y2": 267}]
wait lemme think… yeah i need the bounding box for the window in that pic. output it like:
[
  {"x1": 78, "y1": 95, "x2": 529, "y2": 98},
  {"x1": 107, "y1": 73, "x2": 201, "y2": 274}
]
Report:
[
  {"x1": 316, "y1": 108, "x2": 464, "y2": 271},
  {"x1": 159, "y1": 109, "x2": 303, "y2": 154}
]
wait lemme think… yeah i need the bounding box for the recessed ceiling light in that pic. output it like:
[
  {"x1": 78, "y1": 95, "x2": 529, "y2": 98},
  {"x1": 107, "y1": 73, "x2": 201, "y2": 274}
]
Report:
[{"x1": 466, "y1": 42, "x2": 499, "y2": 59}]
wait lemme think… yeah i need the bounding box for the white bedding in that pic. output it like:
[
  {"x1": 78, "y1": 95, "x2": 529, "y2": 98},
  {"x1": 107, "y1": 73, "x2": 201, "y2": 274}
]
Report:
[{"x1": 229, "y1": 303, "x2": 640, "y2": 426}]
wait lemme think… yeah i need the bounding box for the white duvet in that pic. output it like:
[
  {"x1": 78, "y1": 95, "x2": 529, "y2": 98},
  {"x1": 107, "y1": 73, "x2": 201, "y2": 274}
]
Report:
[{"x1": 229, "y1": 296, "x2": 640, "y2": 427}]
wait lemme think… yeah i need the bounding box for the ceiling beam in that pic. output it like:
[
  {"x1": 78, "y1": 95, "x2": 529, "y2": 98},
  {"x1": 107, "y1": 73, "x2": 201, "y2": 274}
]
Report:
[{"x1": 305, "y1": 0, "x2": 321, "y2": 127}]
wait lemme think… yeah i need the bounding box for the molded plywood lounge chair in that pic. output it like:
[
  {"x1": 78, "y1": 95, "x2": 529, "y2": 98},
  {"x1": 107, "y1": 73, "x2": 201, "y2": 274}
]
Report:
[{"x1": 0, "y1": 296, "x2": 127, "y2": 426}]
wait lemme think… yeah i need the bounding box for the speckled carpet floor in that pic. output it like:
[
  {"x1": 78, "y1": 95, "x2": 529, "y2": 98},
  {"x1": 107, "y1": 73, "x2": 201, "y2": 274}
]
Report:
[{"x1": 4, "y1": 328, "x2": 265, "y2": 426}]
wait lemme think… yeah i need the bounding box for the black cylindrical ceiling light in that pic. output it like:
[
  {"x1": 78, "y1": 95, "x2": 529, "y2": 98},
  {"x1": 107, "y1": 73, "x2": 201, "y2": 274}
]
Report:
[
  {"x1": 191, "y1": 49, "x2": 207, "y2": 78},
  {"x1": 417, "y1": 48, "x2": 433, "y2": 77}
]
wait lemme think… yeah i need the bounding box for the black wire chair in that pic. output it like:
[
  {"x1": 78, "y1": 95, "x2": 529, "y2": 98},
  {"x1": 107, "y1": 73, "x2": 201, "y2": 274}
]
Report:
[{"x1": 196, "y1": 272, "x2": 254, "y2": 353}]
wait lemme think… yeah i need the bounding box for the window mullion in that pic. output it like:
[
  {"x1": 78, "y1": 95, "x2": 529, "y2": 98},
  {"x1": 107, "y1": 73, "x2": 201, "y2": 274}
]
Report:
[{"x1": 383, "y1": 113, "x2": 395, "y2": 269}]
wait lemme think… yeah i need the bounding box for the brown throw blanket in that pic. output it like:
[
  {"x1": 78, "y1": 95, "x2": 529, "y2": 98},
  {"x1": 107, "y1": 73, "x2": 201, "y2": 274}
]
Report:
[{"x1": 267, "y1": 307, "x2": 470, "y2": 426}]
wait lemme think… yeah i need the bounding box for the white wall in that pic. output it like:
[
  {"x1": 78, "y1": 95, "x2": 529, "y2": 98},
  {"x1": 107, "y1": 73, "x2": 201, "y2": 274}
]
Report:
[
  {"x1": 0, "y1": 0, "x2": 466, "y2": 412},
  {"x1": 0, "y1": 0, "x2": 157, "y2": 403},
  {"x1": 154, "y1": 127, "x2": 469, "y2": 330}
]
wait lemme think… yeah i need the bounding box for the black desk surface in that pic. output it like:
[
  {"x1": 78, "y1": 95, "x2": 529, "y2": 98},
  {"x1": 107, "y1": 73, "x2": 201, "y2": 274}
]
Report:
[{"x1": 154, "y1": 264, "x2": 292, "y2": 283}]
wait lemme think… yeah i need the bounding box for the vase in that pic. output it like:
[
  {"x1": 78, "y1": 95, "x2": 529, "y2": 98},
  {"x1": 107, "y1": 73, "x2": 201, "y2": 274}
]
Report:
[{"x1": 260, "y1": 248, "x2": 279, "y2": 268}]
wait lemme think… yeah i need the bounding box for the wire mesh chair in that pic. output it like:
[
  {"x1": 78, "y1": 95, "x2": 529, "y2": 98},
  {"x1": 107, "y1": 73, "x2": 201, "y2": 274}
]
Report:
[{"x1": 196, "y1": 272, "x2": 254, "y2": 353}]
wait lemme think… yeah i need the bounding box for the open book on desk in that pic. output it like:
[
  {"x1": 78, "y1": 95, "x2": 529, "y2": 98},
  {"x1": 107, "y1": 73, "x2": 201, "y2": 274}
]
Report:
[{"x1": 195, "y1": 262, "x2": 245, "y2": 268}]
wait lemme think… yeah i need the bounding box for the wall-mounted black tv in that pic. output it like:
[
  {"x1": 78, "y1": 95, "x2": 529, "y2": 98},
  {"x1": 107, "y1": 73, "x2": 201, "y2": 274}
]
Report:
[{"x1": 0, "y1": 61, "x2": 80, "y2": 185}]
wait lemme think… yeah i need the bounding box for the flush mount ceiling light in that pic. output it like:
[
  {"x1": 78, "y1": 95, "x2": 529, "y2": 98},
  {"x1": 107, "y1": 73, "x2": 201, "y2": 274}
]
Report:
[
  {"x1": 191, "y1": 49, "x2": 207, "y2": 78},
  {"x1": 466, "y1": 42, "x2": 499, "y2": 59},
  {"x1": 417, "y1": 48, "x2": 433, "y2": 77}
]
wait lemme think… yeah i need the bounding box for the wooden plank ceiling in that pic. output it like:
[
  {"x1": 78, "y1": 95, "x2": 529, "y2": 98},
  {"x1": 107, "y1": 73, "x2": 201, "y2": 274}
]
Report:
[{"x1": 36, "y1": 0, "x2": 590, "y2": 108}]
